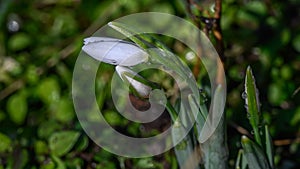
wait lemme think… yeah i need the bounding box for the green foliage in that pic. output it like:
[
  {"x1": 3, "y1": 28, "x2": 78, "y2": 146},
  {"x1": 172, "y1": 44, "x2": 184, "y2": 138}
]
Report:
[
  {"x1": 0, "y1": 0, "x2": 299, "y2": 168},
  {"x1": 0, "y1": 133, "x2": 11, "y2": 153},
  {"x1": 6, "y1": 91, "x2": 27, "y2": 124},
  {"x1": 244, "y1": 66, "x2": 262, "y2": 146},
  {"x1": 241, "y1": 136, "x2": 270, "y2": 169},
  {"x1": 49, "y1": 131, "x2": 80, "y2": 156},
  {"x1": 238, "y1": 67, "x2": 275, "y2": 169}
]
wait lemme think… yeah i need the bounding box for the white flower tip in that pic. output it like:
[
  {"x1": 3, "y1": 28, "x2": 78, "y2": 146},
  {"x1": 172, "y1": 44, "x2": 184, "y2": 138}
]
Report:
[
  {"x1": 115, "y1": 66, "x2": 151, "y2": 97},
  {"x1": 115, "y1": 66, "x2": 136, "y2": 81}
]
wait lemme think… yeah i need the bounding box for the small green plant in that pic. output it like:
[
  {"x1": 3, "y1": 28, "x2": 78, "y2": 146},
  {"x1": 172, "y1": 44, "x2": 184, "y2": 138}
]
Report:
[
  {"x1": 81, "y1": 20, "x2": 228, "y2": 168},
  {"x1": 235, "y1": 66, "x2": 275, "y2": 169}
]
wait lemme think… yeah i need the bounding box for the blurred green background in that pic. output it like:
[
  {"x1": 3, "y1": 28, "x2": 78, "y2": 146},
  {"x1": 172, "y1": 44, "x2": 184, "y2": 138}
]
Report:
[{"x1": 0, "y1": 0, "x2": 300, "y2": 168}]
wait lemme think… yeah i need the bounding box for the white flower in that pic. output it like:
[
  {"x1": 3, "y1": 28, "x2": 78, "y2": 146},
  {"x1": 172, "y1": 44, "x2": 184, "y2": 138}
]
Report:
[
  {"x1": 115, "y1": 66, "x2": 152, "y2": 98},
  {"x1": 82, "y1": 37, "x2": 148, "y2": 66}
]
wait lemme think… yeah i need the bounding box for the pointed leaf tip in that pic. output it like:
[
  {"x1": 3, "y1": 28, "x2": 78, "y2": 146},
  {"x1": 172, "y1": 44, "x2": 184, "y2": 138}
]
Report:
[{"x1": 244, "y1": 65, "x2": 262, "y2": 146}]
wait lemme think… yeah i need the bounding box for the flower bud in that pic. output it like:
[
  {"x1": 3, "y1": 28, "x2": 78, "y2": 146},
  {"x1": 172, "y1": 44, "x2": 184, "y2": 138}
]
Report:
[{"x1": 82, "y1": 37, "x2": 148, "y2": 66}]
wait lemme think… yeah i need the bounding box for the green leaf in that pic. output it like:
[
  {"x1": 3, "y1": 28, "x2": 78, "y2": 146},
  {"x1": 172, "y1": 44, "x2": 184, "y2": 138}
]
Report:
[
  {"x1": 108, "y1": 21, "x2": 149, "y2": 49},
  {"x1": 235, "y1": 149, "x2": 242, "y2": 169},
  {"x1": 37, "y1": 77, "x2": 60, "y2": 104},
  {"x1": 244, "y1": 66, "x2": 262, "y2": 146},
  {"x1": 104, "y1": 110, "x2": 123, "y2": 126},
  {"x1": 7, "y1": 92, "x2": 28, "y2": 125},
  {"x1": 34, "y1": 140, "x2": 49, "y2": 155},
  {"x1": 75, "y1": 135, "x2": 89, "y2": 151},
  {"x1": 25, "y1": 65, "x2": 39, "y2": 85},
  {"x1": 241, "y1": 136, "x2": 270, "y2": 169},
  {"x1": 51, "y1": 155, "x2": 66, "y2": 169},
  {"x1": 38, "y1": 120, "x2": 62, "y2": 139},
  {"x1": 188, "y1": 94, "x2": 206, "y2": 139},
  {"x1": 49, "y1": 131, "x2": 80, "y2": 156},
  {"x1": 8, "y1": 33, "x2": 32, "y2": 51},
  {"x1": 264, "y1": 125, "x2": 274, "y2": 169},
  {"x1": 0, "y1": 132, "x2": 12, "y2": 153},
  {"x1": 292, "y1": 34, "x2": 300, "y2": 52},
  {"x1": 136, "y1": 158, "x2": 155, "y2": 169},
  {"x1": 50, "y1": 96, "x2": 74, "y2": 123},
  {"x1": 40, "y1": 159, "x2": 55, "y2": 169},
  {"x1": 235, "y1": 149, "x2": 248, "y2": 169},
  {"x1": 172, "y1": 109, "x2": 200, "y2": 169}
]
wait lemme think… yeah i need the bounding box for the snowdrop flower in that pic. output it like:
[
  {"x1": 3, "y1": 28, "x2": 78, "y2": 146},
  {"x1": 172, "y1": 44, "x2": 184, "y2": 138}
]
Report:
[
  {"x1": 115, "y1": 66, "x2": 152, "y2": 98},
  {"x1": 82, "y1": 37, "x2": 148, "y2": 66}
]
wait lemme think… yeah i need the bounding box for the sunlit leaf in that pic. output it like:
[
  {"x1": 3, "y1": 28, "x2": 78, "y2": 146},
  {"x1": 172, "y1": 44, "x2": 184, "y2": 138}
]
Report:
[
  {"x1": 50, "y1": 96, "x2": 74, "y2": 123},
  {"x1": 244, "y1": 66, "x2": 262, "y2": 146},
  {"x1": 34, "y1": 140, "x2": 49, "y2": 155},
  {"x1": 7, "y1": 92, "x2": 28, "y2": 125},
  {"x1": 37, "y1": 77, "x2": 60, "y2": 104},
  {"x1": 49, "y1": 131, "x2": 80, "y2": 156},
  {"x1": 8, "y1": 33, "x2": 32, "y2": 51},
  {"x1": 0, "y1": 132, "x2": 12, "y2": 153}
]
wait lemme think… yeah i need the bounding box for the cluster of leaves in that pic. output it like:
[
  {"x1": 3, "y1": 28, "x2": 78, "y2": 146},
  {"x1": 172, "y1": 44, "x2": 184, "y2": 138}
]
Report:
[{"x1": 0, "y1": 0, "x2": 299, "y2": 168}]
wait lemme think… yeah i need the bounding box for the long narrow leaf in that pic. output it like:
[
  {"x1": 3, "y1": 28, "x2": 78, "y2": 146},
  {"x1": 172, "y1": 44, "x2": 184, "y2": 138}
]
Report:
[
  {"x1": 244, "y1": 66, "x2": 262, "y2": 146},
  {"x1": 172, "y1": 125, "x2": 200, "y2": 169},
  {"x1": 241, "y1": 149, "x2": 248, "y2": 169},
  {"x1": 108, "y1": 22, "x2": 149, "y2": 49},
  {"x1": 235, "y1": 149, "x2": 243, "y2": 169},
  {"x1": 241, "y1": 136, "x2": 270, "y2": 169},
  {"x1": 264, "y1": 125, "x2": 275, "y2": 169},
  {"x1": 235, "y1": 149, "x2": 248, "y2": 169},
  {"x1": 172, "y1": 103, "x2": 200, "y2": 169}
]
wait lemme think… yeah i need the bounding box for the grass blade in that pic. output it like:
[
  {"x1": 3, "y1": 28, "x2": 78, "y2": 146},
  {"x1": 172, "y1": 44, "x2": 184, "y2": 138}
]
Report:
[
  {"x1": 108, "y1": 21, "x2": 149, "y2": 49},
  {"x1": 244, "y1": 66, "x2": 262, "y2": 146},
  {"x1": 264, "y1": 125, "x2": 275, "y2": 169},
  {"x1": 235, "y1": 149, "x2": 248, "y2": 169},
  {"x1": 172, "y1": 102, "x2": 200, "y2": 169},
  {"x1": 235, "y1": 149, "x2": 243, "y2": 169},
  {"x1": 241, "y1": 136, "x2": 270, "y2": 169}
]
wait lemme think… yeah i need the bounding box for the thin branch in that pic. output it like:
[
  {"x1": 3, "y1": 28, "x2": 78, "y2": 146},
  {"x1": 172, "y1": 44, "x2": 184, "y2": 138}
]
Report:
[
  {"x1": 0, "y1": 79, "x2": 24, "y2": 100},
  {"x1": 274, "y1": 137, "x2": 300, "y2": 146},
  {"x1": 185, "y1": 0, "x2": 203, "y2": 79},
  {"x1": 213, "y1": 0, "x2": 225, "y2": 62},
  {"x1": 229, "y1": 121, "x2": 253, "y2": 139}
]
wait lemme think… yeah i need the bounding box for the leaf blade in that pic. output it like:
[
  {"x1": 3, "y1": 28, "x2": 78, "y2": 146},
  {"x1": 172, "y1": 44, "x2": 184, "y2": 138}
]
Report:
[
  {"x1": 241, "y1": 136, "x2": 270, "y2": 169},
  {"x1": 244, "y1": 66, "x2": 262, "y2": 146}
]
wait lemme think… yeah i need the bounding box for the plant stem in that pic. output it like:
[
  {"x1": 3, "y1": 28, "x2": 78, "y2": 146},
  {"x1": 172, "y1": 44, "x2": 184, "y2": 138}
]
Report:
[
  {"x1": 185, "y1": 0, "x2": 229, "y2": 168},
  {"x1": 201, "y1": 116, "x2": 228, "y2": 169}
]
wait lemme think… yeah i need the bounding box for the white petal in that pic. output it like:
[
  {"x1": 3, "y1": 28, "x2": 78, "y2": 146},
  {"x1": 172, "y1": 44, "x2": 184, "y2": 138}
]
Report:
[
  {"x1": 116, "y1": 66, "x2": 151, "y2": 97},
  {"x1": 82, "y1": 37, "x2": 148, "y2": 66}
]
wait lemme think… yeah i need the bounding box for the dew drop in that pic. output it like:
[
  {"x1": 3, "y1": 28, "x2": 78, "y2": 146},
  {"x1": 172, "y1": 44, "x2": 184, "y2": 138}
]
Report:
[
  {"x1": 198, "y1": 88, "x2": 208, "y2": 104},
  {"x1": 241, "y1": 91, "x2": 247, "y2": 99},
  {"x1": 200, "y1": 97, "x2": 208, "y2": 105},
  {"x1": 139, "y1": 125, "x2": 145, "y2": 132},
  {"x1": 7, "y1": 14, "x2": 21, "y2": 32},
  {"x1": 246, "y1": 113, "x2": 251, "y2": 119}
]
